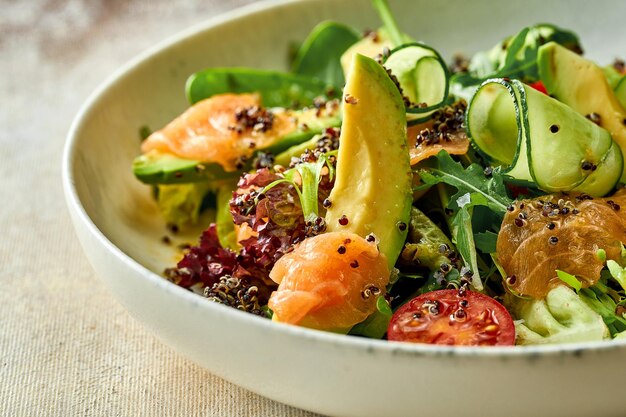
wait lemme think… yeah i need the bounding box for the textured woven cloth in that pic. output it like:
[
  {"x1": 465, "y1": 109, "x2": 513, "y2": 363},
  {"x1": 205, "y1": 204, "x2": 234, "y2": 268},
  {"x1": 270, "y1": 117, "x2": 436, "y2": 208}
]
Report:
[{"x1": 0, "y1": 1, "x2": 317, "y2": 415}]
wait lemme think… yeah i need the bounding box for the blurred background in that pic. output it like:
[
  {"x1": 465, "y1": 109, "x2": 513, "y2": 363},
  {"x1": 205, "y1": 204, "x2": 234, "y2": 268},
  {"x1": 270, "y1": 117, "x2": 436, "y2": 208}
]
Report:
[{"x1": 0, "y1": 1, "x2": 318, "y2": 415}]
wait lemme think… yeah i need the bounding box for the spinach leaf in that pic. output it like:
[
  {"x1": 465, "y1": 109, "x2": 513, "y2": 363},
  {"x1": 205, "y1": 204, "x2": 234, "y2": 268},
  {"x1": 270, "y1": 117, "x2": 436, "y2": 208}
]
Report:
[
  {"x1": 292, "y1": 21, "x2": 360, "y2": 87},
  {"x1": 186, "y1": 68, "x2": 333, "y2": 107}
]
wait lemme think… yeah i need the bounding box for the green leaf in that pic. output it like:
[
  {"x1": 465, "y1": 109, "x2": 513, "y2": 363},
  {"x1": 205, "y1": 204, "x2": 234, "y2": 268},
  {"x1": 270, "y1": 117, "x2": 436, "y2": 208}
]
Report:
[
  {"x1": 474, "y1": 231, "x2": 498, "y2": 254},
  {"x1": 186, "y1": 68, "x2": 333, "y2": 107},
  {"x1": 579, "y1": 286, "x2": 626, "y2": 337},
  {"x1": 556, "y1": 270, "x2": 583, "y2": 292},
  {"x1": 292, "y1": 21, "x2": 360, "y2": 87},
  {"x1": 606, "y1": 260, "x2": 626, "y2": 292},
  {"x1": 216, "y1": 182, "x2": 239, "y2": 250},
  {"x1": 451, "y1": 205, "x2": 482, "y2": 291},
  {"x1": 291, "y1": 157, "x2": 327, "y2": 221},
  {"x1": 156, "y1": 182, "x2": 212, "y2": 229},
  {"x1": 371, "y1": 0, "x2": 404, "y2": 47},
  {"x1": 349, "y1": 296, "x2": 393, "y2": 339},
  {"x1": 451, "y1": 24, "x2": 581, "y2": 89},
  {"x1": 419, "y1": 151, "x2": 511, "y2": 215},
  {"x1": 400, "y1": 207, "x2": 454, "y2": 272}
]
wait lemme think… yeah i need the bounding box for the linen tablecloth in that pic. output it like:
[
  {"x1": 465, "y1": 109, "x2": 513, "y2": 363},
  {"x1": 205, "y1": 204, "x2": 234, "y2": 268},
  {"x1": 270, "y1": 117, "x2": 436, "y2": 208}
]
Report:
[{"x1": 1, "y1": 1, "x2": 318, "y2": 415}]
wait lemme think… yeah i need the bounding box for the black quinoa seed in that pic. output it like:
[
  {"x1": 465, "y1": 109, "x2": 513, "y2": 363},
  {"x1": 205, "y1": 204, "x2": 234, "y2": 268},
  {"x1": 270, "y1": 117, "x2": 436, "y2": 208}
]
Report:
[
  {"x1": 337, "y1": 245, "x2": 346, "y2": 254},
  {"x1": 549, "y1": 236, "x2": 559, "y2": 245},
  {"x1": 549, "y1": 124, "x2": 560, "y2": 133},
  {"x1": 585, "y1": 112, "x2": 602, "y2": 125},
  {"x1": 338, "y1": 215, "x2": 349, "y2": 226}
]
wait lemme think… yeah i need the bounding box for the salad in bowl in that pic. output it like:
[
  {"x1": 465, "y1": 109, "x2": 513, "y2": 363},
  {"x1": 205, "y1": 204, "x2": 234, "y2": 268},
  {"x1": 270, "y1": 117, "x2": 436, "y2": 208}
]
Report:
[{"x1": 131, "y1": 0, "x2": 626, "y2": 347}]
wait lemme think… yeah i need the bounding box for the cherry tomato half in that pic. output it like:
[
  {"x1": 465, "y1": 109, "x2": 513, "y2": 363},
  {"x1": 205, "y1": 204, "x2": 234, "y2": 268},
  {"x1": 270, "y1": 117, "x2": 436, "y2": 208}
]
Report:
[{"x1": 387, "y1": 289, "x2": 515, "y2": 346}]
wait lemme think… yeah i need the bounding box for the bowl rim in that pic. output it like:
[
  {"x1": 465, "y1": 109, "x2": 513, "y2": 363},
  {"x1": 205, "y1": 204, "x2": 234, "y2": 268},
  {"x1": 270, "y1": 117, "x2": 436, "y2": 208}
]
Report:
[{"x1": 62, "y1": 0, "x2": 626, "y2": 359}]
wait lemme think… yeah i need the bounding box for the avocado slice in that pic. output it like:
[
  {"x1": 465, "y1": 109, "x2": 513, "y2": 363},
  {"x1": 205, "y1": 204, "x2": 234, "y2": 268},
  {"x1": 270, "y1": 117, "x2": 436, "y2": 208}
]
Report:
[
  {"x1": 616, "y1": 76, "x2": 626, "y2": 110},
  {"x1": 325, "y1": 53, "x2": 412, "y2": 268},
  {"x1": 340, "y1": 29, "x2": 394, "y2": 78},
  {"x1": 538, "y1": 42, "x2": 626, "y2": 182},
  {"x1": 133, "y1": 107, "x2": 341, "y2": 185}
]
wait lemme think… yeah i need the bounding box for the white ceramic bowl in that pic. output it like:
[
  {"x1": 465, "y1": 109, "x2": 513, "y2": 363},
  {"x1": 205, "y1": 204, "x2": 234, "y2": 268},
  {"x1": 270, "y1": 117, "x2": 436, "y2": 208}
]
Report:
[{"x1": 63, "y1": 1, "x2": 626, "y2": 416}]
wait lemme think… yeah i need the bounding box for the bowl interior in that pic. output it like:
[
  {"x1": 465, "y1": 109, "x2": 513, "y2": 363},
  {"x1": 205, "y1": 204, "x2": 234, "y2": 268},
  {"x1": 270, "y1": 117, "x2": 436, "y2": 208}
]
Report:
[{"x1": 68, "y1": 0, "x2": 625, "y2": 277}]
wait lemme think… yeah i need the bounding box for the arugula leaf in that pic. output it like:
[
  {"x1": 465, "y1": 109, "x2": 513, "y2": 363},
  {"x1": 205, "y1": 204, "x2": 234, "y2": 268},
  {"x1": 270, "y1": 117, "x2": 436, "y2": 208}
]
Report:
[
  {"x1": 420, "y1": 151, "x2": 513, "y2": 291},
  {"x1": 556, "y1": 270, "x2": 583, "y2": 292},
  {"x1": 474, "y1": 231, "x2": 498, "y2": 254},
  {"x1": 451, "y1": 205, "x2": 482, "y2": 290},
  {"x1": 419, "y1": 150, "x2": 511, "y2": 215}
]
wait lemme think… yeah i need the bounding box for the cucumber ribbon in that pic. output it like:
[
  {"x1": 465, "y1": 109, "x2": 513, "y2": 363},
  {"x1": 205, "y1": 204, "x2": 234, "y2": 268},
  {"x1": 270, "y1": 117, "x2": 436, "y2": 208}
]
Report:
[
  {"x1": 466, "y1": 78, "x2": 622, "y2": 196},
  {"x1": 383, "y1": 43, "x2": 450, "y2": 124}
]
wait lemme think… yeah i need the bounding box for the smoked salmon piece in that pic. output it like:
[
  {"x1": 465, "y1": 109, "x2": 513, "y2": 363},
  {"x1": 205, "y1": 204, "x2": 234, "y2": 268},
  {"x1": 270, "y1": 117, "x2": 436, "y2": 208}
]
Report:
[
  {"x1": 141, "y1": 93, "x2": 297, "y2": 172},
  {"x1": 497, "y1": 189, "x2": 626, "y2": 298},
  {"x1": 407, "y1": 101, "x2": 469, "y2": 166},
  {"x1": 268, "y1": 232, "x2": 390, "y2": 331}
]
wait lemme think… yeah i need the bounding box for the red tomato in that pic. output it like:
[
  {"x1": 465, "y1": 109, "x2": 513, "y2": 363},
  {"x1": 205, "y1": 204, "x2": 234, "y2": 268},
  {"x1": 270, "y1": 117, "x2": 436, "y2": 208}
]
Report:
[
  {"x1": 529, "y1": 81, "x2": 548, "y2": 95},
  {"x1": 387, "y1": 289, "x2": 515, "y2": 346}
]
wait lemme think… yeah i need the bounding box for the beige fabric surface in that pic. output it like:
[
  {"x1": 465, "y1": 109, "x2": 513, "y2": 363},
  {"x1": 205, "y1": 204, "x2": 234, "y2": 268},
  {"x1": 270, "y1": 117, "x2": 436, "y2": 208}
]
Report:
[{"x1": 0, "y1": 1, "x2": 318, "y2": 415}]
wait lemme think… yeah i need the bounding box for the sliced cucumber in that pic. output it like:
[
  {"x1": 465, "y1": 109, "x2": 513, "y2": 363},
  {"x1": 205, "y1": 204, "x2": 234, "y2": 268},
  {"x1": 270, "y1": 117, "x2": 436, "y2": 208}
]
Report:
[
  {"x1": 467, "y1": 78, "x2": 622, "y2": 196},
  {"x1": 383, "y1": 43, "x2": 450, "y2": 124}
]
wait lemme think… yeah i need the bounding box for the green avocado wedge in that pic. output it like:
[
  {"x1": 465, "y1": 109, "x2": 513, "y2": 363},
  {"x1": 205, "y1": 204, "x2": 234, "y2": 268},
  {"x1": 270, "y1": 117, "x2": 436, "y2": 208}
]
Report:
[
  {"x1": 467, "y1": 78, "x2": 622, "y2": 197},
  {"x1": 325, "y1": 53, "x2": 412, "y2": 268},
  {"x1": 615, "y1": 76, "x2": 626, "y2": 111},
  {"x1": 538, "y1": 42, "x2": 626, "y2": 182}
]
